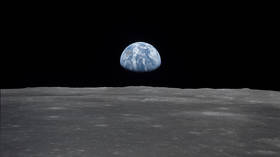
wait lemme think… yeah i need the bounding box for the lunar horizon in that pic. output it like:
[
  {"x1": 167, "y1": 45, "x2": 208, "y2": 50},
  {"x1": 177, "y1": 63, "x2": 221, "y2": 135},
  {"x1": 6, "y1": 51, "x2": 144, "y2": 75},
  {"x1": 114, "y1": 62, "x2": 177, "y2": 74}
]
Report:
[{"x1": 1, "y1": 86, "x2": 280, "y2": 156}]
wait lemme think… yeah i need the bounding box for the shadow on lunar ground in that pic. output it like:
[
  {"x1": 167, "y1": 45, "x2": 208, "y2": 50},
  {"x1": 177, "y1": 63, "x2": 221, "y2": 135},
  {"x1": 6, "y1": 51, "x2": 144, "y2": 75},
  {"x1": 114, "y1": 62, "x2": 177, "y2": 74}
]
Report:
[{"x1": 1, "y1": 87, "x2": 280, "y2": 157}]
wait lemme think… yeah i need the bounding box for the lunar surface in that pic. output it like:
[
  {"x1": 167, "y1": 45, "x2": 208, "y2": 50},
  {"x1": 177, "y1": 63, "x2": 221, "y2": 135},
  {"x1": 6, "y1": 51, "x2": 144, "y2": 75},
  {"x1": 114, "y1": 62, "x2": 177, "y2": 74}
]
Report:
[{"x1": 1, "y1": 87, "x2": 280, "y2": 157}]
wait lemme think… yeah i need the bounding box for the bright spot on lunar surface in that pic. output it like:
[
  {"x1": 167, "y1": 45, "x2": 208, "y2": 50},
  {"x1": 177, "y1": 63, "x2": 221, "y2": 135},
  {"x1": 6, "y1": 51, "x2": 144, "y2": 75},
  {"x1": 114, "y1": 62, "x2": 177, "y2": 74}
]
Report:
[
  {"x1": 120, "y1": 42, "x2": 161, "y2": 72},
  {"x1": 1, "y1": 87, "x2": 280, "y2": 157}
]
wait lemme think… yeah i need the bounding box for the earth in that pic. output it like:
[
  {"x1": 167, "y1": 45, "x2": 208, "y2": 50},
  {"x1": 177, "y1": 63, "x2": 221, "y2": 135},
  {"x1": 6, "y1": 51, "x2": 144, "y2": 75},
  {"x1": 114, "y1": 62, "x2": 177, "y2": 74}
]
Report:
[{"x1": 120, "y1": 42, "x2": 161, "y2": 72}]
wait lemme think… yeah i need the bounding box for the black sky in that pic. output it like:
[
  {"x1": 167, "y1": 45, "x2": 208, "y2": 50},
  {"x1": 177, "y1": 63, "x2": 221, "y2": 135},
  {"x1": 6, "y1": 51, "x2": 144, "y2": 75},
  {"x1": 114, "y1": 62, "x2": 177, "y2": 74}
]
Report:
[{"x1": 2, "y1": 4, "x2": 279, "y2": 90}]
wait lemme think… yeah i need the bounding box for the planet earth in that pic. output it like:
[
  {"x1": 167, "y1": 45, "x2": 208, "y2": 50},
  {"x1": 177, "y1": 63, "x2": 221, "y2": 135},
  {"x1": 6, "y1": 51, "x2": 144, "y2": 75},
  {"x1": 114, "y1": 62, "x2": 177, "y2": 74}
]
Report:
[{"x1": 120, "y1": 42, "x2": 161, "y2": 72}]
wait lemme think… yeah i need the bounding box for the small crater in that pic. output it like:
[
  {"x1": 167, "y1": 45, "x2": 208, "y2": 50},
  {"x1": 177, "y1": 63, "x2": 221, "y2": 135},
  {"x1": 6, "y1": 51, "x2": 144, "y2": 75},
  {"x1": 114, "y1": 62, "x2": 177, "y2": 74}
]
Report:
[
  {"x1": 96, "y1": 116, "x2": 106, "y2": 120},
  {"x1": 121, "y1": 114, "x2": 151, "y2": 122},
  {"x1": 202, "y1": 111, "x2": 240, "y2": 117},
  {"x1": 24, "y1": 148, "x2": 32, "y2": 152},
  {"x1": 256, "y1": 138, "x2": 280, "y2": 148},
  {"x1": 94, "y1": 124, "x2": 108, "y2": 127},
  {"x1": 77, "y1": 149, "x2": 85, "y2": 152},
  {"x1": 217, "y1": 107, "x2": 229, "y2": 110},
  {"x1": 47, "y1": 115, "x2": 60, "y2": 119},
  {"x1": 151, "y1": 124, "x2": 163, "y2": 128},
  {"x1": 74, "y1": 127, "x2": 83, "y2": 131},
  {"x1": 11, "y1": 124, "x2": 21, "y2": 128},
  {"x1": 47, "y1": 107, "x2": 66, "y2": 110},
  {"x1": 188, "y1": 131, "x2": 202, "y2": 135},
  {"x1": 121, "y1": 113, "x2": 133, "y2": 117},
  {"x1": 249, "y1": 100, "x2": 263, "y2": 103},
  {"x1": 253, "y1": 150, "x2": 277, "y2": 155},
  {"x1": 112, "y1": 151, "x2": 121, "y2": 155}
]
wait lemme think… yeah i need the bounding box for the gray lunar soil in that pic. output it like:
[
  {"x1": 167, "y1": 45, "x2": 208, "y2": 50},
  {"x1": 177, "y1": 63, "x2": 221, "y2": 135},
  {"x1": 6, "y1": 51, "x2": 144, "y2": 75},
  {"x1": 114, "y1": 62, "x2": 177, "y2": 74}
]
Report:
[{"x1": 1, "y1": 87, "x2": 280, "y2": 157}]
